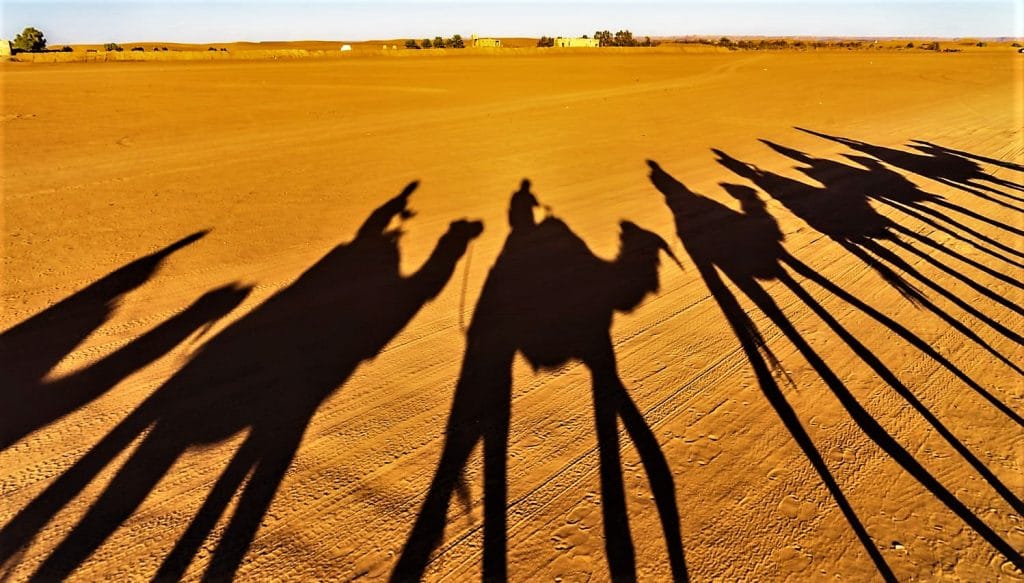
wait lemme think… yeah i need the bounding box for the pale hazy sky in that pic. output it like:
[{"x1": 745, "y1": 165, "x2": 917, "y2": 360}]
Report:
[{"x1": 3, "y1": 1, "x2": 1021, "y2": 44}]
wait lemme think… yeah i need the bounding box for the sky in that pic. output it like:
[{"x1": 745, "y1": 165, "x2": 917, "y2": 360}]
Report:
[{"x1": 3, "y1": 1, "x2": 1021, "y2": 44}]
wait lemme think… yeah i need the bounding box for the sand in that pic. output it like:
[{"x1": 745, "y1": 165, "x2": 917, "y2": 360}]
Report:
[{"x1": 1, "y1": 49, "x2": 1022, "y2": 581}]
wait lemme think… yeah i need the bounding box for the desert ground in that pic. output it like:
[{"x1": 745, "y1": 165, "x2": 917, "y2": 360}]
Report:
[{"x1": 2, "y1": 48, "x2": 1022, "y2": 581}]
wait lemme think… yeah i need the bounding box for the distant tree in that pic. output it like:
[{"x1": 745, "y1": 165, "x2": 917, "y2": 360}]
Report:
[
  {"x1": 1011, "y1": 42, "x2": 1021, "y2": 47},
  {"x1": 975, "y1": 41, "x2": 987, "y2": 47},
  {"x1": 537, "y1": 36, "x2": 555, "y2": 47},
  {"x1": 422, "y1": 38, "x2": 432, "y2": 48},
  {"x1": 131, "y1": 46, "x2": 144, "y2": 52},
  {"x1": 434, "y1": 36, "x2": 446, "y2": 48},
  {"x1": 104, "y1": 42, "x2": 123, "y2": 52},
  {"x1": 207, "y1": 46, "x2": 217, "y2": 51},
  {"x1": 613, "y1": 30, "x2": 636, "y2": 47},
  {"x1": 718, "y1": 37, "x2": 732, "y2": 47},
  {"x1": 594, "y1": 30, "x2": 613, "y2": 46},
  {"x1": 905, "y1": 42, "x2": 914, "y2": 48},
  {"x1": 405, "y1": 39, "x2": 419, "y2": 49},
  {"x1": 932, "y1": 41, "x2": 941, "y2": 51},
  {"x1": 581, "y1": 34, "x2": 588, "y2": 39},
  {"x1": 13, "y1": 27, "x2": 47, "y2": 52},
  {"x1": 450, "y1": 34, "x2": 465, "y2": 48},
  {"x1": 60, "y1": 45, "x2": 73, "y2": 52}
]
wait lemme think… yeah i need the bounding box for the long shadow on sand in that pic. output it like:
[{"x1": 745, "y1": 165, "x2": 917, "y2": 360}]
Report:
[
  {"x1": 0, "y1": 183, "x2": 481, "y2": 581},
  {"x1": 0, "y1": 232, "x2": 250, "y2": 450},
  {"x1": 713, "y1": 146, "x2": 1024, "y2": 376},
  {"x1": 392, "y1": 180, "x2": 687, "y2": 582},
  {"x1": 648, "y1": 160, "x2": 1024, "y2": 581},
  {"x1": 797, "y1": 128, "x2": 1024, "y2": 218}
]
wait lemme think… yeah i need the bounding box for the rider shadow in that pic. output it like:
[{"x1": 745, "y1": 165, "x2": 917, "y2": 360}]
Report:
[
  {"x1": 0, "y1": 182, "x2": 482, "y2": 581},
  {"x1": 0, "y1": 231, "x2": 250, "y2": 450},
  {"x1": 648, "y1": 159, "x2": 1024, "y2": 582},
  {"x1": 713, "y1": 146, "x2": 1024, "y2": 375},
  {"x1": 392, "y1": 180, "x2": 687, "y2": 582}
]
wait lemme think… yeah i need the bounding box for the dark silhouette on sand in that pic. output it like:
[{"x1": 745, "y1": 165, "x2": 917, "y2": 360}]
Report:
[
  {"x1": 392, "y1": 180, "x2": 687, "y2": 582},
  {"x1": 0, "y1": 183, "x2": 481, "y2": 581},
  {"x1": 794, "y1": 132, "x2": 1024, "y2": 267},
  {"x1": 0, "y1": 231, "x2": 249, "y2": 450},
  {"x1": 797, "y1": 128, "x2": 1024, "y2": 213},
  {"x1": 714, "y1": 146, "x2": 1024, "y2": 374},
  {"x1": 760, "y1": 138, "x2": 1024, "y2": 305},
  {"x1": 649, "y1": 159, "x2": 1024, "y2": 581}
]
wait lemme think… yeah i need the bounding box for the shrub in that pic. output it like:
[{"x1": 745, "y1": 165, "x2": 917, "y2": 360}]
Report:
[
  {"x1": 208, "y1": 47, "x2": 218, "y2": 51},
  {"x1": 905, "y1": 42, "x2": 914, "y2": 48},
  {"x1": 104, "y1": 42, "x2": 123, "y2": 51},
  {"x1": 405, "y1": 39, "x2": 419, "y2": 49},
  {"x1": 450, "y1": 34, "x2": 465, "y2": 48},
  {"x1": 131, "y1": 46, "x2": 144, "y2": 51},
  {"x1": 433, "y1": 36, "x2": 445, "y2": 48},
  {"x1": 975, "y1": 41, "x2": 987, "y2": 47},
  {"x1": 60, "y1": 45, "x2": 73, "y2": 52},
  {"x1": 219, "y1": 47, "x2": 227, "y2": 52},
  {"x1": 421, "y1": 38, "x2": 432, "y2": 48},
  {"x1": 1012, "y1": 42, "x2": 1021, "y2": 47},
  {"x1": 13, "y1": 27, "x2": 47, "y2": 52}
]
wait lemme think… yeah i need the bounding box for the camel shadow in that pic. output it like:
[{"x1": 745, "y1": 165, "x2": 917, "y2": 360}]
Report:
[
  {"x1": 0, "y1": 182, "x2": 481, "y2": 581},
  {"x1": 0, "y1": 231, "x2": 249, "y2": 450},
  {"x1": 648, "y1": 159, "x2": 1024, "y2": 581},
  {"x1": 713, "y1": 145, "x2": 1023, "y2": 376},
  {"x1": 392, "y1": 180, "x2": 687, "y2": 582},
  {"x1": 797, "y1": 128, "x2": 1024, "y2": 210}
]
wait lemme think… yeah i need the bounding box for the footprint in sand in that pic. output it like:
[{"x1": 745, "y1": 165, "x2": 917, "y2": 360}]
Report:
[{"x1": 777, "y1": 494, "x2": 817, "y2": 521}]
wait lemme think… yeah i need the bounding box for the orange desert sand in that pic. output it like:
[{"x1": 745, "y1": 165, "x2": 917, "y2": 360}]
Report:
[{"x1": 2, "y1": 48, "x2": 1022, "y2": 581}]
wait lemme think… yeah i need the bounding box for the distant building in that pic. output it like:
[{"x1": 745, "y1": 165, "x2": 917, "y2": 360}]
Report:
[
  {"x1": 340, "y1": 44, "x2": 352, "y2": 52},
  {"x1": 553, "y1": 37, "x2": 600, "y2": 48},
  {"x1": 0, "y1": 40, "x2": 11, "y2": 56},
  {"x1": 471, "y1": 35, "x2": 502, "y2": 48}
]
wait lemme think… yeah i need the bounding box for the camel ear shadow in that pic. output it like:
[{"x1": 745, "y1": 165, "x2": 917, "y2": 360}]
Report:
[{"x1": 399, "y1": 181, "x2": 420, "y2": 198}]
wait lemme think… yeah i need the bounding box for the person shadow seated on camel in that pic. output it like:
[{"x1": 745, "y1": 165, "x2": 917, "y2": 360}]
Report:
[{"x1": 393, "y1": 180, "x2": 688, "y2": 582}]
